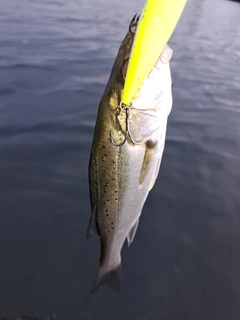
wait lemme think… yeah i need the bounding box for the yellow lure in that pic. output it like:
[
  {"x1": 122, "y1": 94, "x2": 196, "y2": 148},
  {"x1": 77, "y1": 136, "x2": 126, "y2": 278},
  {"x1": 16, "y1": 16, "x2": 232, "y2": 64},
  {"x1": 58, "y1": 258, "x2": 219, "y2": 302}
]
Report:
[{"x1": 122, "y1": 0, "x2": 187, "y2": 105}]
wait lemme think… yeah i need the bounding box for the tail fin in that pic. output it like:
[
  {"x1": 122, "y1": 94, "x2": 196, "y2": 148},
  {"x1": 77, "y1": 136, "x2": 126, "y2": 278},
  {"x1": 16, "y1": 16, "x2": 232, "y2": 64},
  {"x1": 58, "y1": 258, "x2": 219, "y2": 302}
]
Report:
[{"x1": 91, "y1": 263, "x2": 122, "y2": 293}]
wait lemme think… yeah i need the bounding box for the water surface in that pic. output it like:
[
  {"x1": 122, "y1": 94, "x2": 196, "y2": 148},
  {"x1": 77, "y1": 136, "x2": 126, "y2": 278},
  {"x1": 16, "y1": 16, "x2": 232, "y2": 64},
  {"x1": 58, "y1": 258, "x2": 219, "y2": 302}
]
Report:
[{"x1": 0, "y1": 0, "x2": 240, "y2": 319}]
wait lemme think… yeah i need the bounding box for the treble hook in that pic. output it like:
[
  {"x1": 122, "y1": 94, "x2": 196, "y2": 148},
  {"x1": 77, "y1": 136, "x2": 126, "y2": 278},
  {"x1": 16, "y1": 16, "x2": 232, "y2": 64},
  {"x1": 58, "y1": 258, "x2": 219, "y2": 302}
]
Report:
[{"x1": 110, "y1": 102, "x2": 140, "y2": 147}]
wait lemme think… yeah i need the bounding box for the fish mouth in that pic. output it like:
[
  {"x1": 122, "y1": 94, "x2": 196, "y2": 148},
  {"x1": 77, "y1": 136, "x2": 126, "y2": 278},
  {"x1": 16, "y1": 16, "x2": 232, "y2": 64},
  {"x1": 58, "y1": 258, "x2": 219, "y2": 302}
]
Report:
[{"x1": 129, "y1": 14, "x2": 140, "y2": 34}]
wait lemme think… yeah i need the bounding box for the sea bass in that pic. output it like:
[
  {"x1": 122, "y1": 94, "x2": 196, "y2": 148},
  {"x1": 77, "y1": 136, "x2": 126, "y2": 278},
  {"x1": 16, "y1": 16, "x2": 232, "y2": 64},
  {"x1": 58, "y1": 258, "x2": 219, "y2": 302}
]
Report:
[{"x1": 87, "y1": 15, "x2": 173, "y2": 293}]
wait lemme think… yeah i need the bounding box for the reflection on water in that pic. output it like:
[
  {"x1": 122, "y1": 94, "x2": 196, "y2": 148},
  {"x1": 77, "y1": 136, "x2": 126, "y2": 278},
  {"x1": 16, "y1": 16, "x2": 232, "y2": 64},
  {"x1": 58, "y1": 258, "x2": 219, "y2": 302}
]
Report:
[{"x1": 0, "y1": 0, "x2": 240, "y2": 319}]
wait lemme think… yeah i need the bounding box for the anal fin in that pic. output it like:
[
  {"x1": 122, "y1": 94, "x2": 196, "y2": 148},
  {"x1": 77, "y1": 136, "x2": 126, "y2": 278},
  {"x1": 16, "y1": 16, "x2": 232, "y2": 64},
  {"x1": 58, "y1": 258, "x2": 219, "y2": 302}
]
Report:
[{"x1": 127, "y1": 218, "x2": 140, "y2": 246}]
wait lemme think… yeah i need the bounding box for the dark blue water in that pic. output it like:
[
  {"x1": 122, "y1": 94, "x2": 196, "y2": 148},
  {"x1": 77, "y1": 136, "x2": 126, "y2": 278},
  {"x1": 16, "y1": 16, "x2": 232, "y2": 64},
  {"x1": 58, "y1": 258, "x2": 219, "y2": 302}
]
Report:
[{"x1": 0, "y1": 0, "x2": 240, "y2": 319}]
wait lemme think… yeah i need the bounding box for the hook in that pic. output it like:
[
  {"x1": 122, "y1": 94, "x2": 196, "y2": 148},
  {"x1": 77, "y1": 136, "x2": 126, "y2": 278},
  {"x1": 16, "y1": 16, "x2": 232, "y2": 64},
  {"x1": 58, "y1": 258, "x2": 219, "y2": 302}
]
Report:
[{"x1": 110, "y1": 102, "x2": 140, "y2": 147}]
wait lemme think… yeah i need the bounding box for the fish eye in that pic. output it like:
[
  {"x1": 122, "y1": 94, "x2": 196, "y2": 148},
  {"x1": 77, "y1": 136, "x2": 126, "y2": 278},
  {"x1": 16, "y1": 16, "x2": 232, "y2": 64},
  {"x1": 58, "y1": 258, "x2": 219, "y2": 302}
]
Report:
[{"x1": 121, "y1": 58, "x2": 129, "y2": 80}]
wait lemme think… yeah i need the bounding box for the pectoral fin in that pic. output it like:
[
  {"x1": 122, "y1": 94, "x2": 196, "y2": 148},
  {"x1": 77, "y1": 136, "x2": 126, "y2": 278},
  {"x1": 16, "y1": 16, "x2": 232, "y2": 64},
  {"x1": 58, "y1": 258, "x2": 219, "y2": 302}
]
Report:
[
  {"x1": 140, "y1": 139, "x2": 157, "y2": 185},
  {"x1": 140, "y1": 122, "x2": 168, "y2": 187},
  {"x1": 127, "y1": 218, "x2": 140, "y2": 246}
]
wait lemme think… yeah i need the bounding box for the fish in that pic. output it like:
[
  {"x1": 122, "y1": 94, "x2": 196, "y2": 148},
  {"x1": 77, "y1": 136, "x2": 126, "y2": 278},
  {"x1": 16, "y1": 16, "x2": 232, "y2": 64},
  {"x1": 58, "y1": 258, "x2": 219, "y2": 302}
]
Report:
[{"x1": 87, "y1": 15, "x2": 173, "y2": 293}]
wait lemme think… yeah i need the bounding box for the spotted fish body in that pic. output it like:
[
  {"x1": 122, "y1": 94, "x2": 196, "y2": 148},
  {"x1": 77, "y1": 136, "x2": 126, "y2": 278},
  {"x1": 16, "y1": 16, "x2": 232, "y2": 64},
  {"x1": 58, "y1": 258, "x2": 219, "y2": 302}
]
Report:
[{"x1": 87, "y1": 16, "x2": 173, "y2": 293}]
